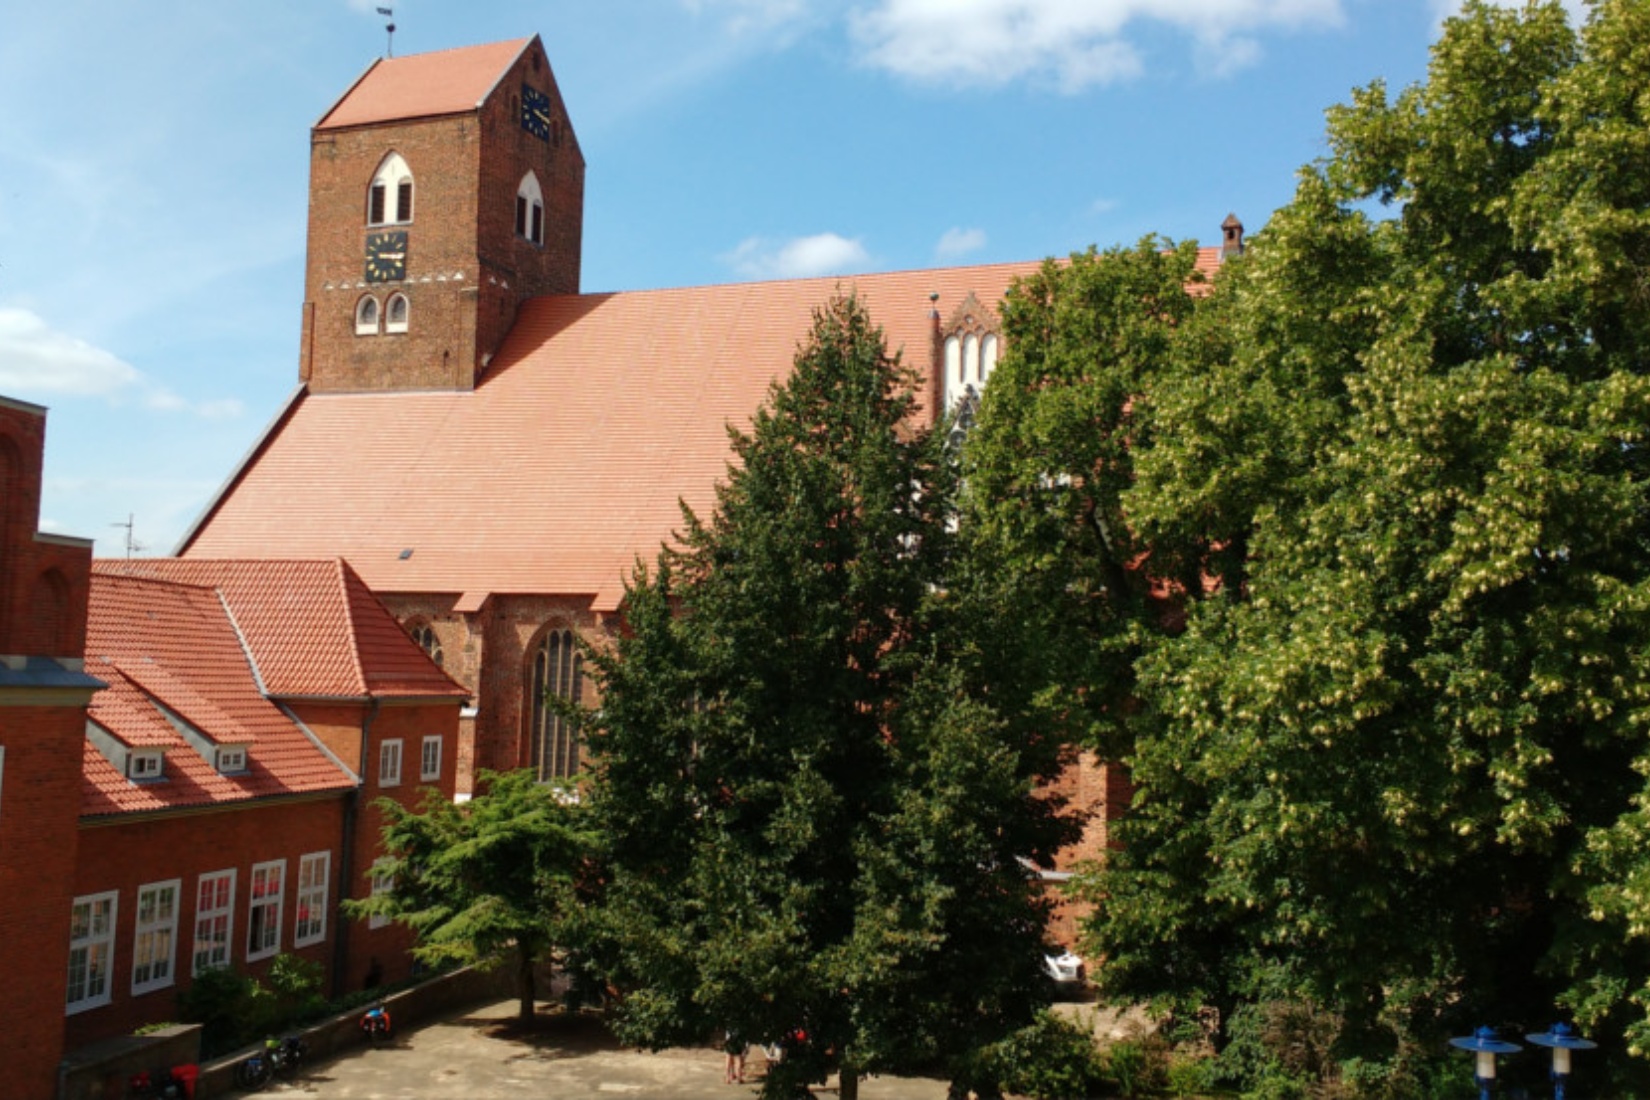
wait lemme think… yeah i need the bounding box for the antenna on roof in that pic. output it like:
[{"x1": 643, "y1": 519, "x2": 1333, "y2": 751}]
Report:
[
  {"x1": 111, "y1": 513, "x2": 145, "y2": 559},
  {"x1": 376, "y1": 7, "x2": 396, "y2": 58}
]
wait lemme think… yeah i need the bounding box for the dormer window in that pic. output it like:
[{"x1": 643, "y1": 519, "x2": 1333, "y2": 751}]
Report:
[
  {"x1": 215, "y1": 746, "x2": 248, "y2": 774},
  {"x1": 368, "y1": 153, "x2": 414, "y2": 226},
  {"x1": 129, "y1": 750, "x2": 164, "y2": 782},
  {"x1": 515, "y1": 172, "x2": 544, "y2": 246}
]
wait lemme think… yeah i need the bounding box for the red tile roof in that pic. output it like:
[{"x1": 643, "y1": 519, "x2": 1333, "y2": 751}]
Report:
[
  {"x1": 82, "y1": 573, "x2": 356, "y2": 817},
  {"x1": 93, "y1": 559, "x2": 467, "y2": 700},
  {"x1": 180, "y1": 255, "x2": 1222, "y2": 610},
  {"x1": 317, "y1": 39, "x2": 531, "y2": 130}
]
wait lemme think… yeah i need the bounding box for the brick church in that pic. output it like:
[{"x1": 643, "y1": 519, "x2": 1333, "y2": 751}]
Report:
[{"x1": 176, "y1": 37, "x2": 1235, "y2": 934}]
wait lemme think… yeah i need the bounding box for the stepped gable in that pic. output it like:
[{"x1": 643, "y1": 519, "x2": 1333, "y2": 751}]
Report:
[
  {"x1": 94, "y1": 558, "x2": 468, "y2": 701},
  {"x1": 81, "y1": 572, "x2": 356, "y2": 817}
]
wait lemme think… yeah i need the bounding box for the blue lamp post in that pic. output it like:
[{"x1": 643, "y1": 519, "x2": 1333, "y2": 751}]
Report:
[
  {"x1": 1450, "y1": 1027, "x2": 1522, "y2": 1100},
  {"x1": 1526, "y1": 1023, "x2": 1597, "y2": 1100}
]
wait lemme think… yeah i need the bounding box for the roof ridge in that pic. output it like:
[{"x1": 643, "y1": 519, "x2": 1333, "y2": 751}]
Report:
[{"x1": 331, "y1": 558, "x2": 373, "y2": 697}]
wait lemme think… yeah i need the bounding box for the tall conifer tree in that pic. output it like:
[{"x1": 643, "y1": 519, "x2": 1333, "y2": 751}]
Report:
[{"x1": 584, "y1": 295, "x2": 1074, "y2": 1098}]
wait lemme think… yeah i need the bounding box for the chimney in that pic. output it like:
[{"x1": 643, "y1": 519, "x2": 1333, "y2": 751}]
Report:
[{"x1": 1221, "y1": 213, "x2": 1244, "y2": 260}]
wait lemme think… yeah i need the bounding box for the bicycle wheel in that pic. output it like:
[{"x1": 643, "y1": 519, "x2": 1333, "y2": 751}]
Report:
[{"x1": 235, "y1": 1054, "x2": 273, "y2": 1092}]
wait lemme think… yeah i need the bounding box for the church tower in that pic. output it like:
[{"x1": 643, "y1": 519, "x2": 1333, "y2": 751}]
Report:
[{"x1": 299, "y1": 37, "x2": 583, "y2": 393}]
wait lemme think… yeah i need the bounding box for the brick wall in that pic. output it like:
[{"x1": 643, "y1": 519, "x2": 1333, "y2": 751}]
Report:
[
  {"x1": 66, "y1": 796, "x2": 347, "y2": 1050},
  {"x1": 301, "y1": 38, "x2": 583, "y2": 396}
]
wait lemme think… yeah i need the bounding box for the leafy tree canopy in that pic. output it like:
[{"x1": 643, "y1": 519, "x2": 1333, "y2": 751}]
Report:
[
  {"x1": 584, "y1": 294, "x2": 1077, "y2": 1099},
  {"x1": 968, "y1": 0, "x2": 1650, "y2": 1087},
  {"x1": 346, "y1": 768, "x2": 595, "y2": 1020}
]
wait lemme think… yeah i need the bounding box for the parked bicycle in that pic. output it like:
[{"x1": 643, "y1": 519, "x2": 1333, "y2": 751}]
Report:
[
  {"x1": 126, "y1": 1066, "x2": 190, "y2": 1099},
  {"x1": 360, "y1": 1002, "x2": 393, "y2": 1045},
  {"x1": 232, "y1": 1034, "x2": 307, "y2": 1092}
]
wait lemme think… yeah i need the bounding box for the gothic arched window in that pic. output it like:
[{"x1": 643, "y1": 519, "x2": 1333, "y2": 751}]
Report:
[
  {"x1": 355, "y1": 295, "x2": 380, "y2": 336},
  {"x1": 409, "y1": 622, "x2": 443, "y2": 668},
  {"x1": 368, "y1": 153, "x2": 414, "y2": 226},
  {"x1": 385, "y1": 293, "x2": 409, "y2": 334},
  {"x1": 528, "y1": 628, "x2": 583, "y2": 780},
  {"x1": 515, "y1": 172, "x2": 545, "y2": 246}
]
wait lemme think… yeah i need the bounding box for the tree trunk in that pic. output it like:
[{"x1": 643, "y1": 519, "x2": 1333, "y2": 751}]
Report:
[
  {"x1": 838, "y1": 1062, "x2": 859, "y2": 1100},
  {"x1": 517, "y1": 943, "x2": 537, "y2": 1021}
]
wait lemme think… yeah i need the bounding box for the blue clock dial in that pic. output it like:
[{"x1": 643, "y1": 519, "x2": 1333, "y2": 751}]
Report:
[
  {"x1": 365, "y1": 230, "x2": 408, "y2": 283},
  {"x1": 520, "y1": 85, "x2": 551, "y2": 141}
]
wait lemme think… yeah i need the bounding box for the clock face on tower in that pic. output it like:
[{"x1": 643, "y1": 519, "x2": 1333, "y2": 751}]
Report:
[
  {"x1": 520, "y1": 84, "x2": 551, "y2": 141},
  {"x1": 364, "y1": 231, "x2": 407, "y2": 283}
]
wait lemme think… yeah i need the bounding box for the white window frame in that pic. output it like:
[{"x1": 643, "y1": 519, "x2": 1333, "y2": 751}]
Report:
[
  {"x1": 67, "y1": 891, "x2": 118, "y2": 1015},
  {"x1": 246, "y1": 859, "x2": 285, "y2": 962},
  {"x1": 368, "y1": 863, "x2": 394, "y2": 930},
  {"x1": 355, "y1": 295, "x2": 381, "y2": 336},
  {"x1": 129, "y1": 749, "x2": 164, "y2": 781},
  {"x1": 379, "y1": 739, "x2": 403, "y2": 788},
  {"x1": 368, "y1": 152, "x2": 414, "y2": 226},
  {"x1": 420, "y1": 735, "x2": 442, "y2": 782},
  {"x1": 516, "y1": 172, "x2": 545, "y2": 246},
  {"x1": 132, "y1": 879, "x2": 181, "y2": 996},
  {"x1": 385, "y1": 293, "x2": 409, "y2": 334},
  {"x1": 193, "y1": 869, "x2": 235, "y2": 974},
  {"x1": 293, "y1": 851, "x2": 330, "y2": 948}
]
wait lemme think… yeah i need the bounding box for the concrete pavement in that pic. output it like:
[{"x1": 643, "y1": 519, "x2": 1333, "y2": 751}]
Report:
[{"x1": 242, "y1": 997, "x2": 951, "y2": 1099}]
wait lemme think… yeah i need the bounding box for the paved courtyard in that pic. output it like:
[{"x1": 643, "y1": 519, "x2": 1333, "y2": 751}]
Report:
[{"x1": 243, "y1": 997, "x2": 951, "y2": 1099}]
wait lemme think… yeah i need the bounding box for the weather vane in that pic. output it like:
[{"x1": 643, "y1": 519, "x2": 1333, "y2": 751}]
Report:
[{"x1": 376, "y1": 7, "x2": 396, "y2": 58}]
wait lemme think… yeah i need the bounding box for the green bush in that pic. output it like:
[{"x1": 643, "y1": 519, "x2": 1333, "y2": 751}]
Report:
[
  {"x1": 177, "y1": 965, "x2": 260, "y2": 1055},
  {"x1": 1106, "y1": 1036, "x2": 1170, "y2": 1098},
  {"x1": 982, "y1": 1010, "x2": 1108, "y2": 1100},
  {"x1": 1165, "y1": 1053, "x2": 1216, "y2": 1097}
]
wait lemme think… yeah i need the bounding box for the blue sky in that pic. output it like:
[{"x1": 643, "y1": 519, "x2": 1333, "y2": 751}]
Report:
[{"x1": 0, "y1": 0, "x2": 1570, "y2": 555}]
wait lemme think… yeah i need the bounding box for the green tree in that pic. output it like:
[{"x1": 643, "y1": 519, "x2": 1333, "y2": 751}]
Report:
[
  {"x1": 971, "y1": 0, "x2": 1650, "y2": 1087},
  {"x1": 584, "y1": 294, "x2": 1075, "y2": 1099},
  {"x1": 346, "y1": 767, "x2": 595, "y2": 1020}
]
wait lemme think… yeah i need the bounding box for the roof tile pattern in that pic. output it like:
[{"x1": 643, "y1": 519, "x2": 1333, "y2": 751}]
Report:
[
  {"x1": 93, "y1": 559, "x2": 467, "y2": 700},
  {"x1": 82, "y1": 573, "x2": 355, "y2": 817},
  {"x1": 317, "y1": 38, "x2": 530, "y2": 130},
  {"x1": 186, "y1": 260, "x2": 1227, "y2": 608}
]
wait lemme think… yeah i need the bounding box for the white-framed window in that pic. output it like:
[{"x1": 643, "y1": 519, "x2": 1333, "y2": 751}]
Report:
[
  {"x1": 67, "y1": 891, "x2": 118, "y2": 1014},
  {"x1": 215, "y1": 745, "x2": 247, "y2": 774},
  {"x1": 420, "y1": 736, "x2": 442, "y2": 782},
  {"x1": 368, "y1": 864, "x2": 394, "y2": 930},
  {"x1": 294, "y1": 851, "x2": 330, "y2": 948},
  {"x1": 132, "y1": 879, "x2": 181, "y2": 995},
  {"x1": 129, "y1": 749, "x2": 164, "y2": 781},
  {"x1": 355, "y1": 295, "x2": 381, "y2": 336},
  {"x1": 368, "y1": 152, "x2": 414, "y2": 226},
  {"x1": 515, "y1": 172, "x2": 545, "y2": 245},
  {"x1": 193, "y1": 869, "x2": 235, "y2": 974},
  {"x1": 246, "y1": 860, "x2": 285, "y2": 961},
  {"x1": 379, "y1": 739, "x2": 402, "y2": 788},
  {"x1": 385, "y1": 293, "x2": 409, "y2": 334}
]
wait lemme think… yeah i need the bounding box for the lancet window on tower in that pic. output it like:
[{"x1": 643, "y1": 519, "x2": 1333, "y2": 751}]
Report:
[
  {"x1": 385, "y1": 293, "x2": 409, "y2": 334},
  {"x1": 515, "y1": 172, "x2": 545, "y2": 246},
  {"x1": 367, "y1": 153, "x2": 414, "y2": 226},
  {"x1": 354, "y1": 295, "x2": 380, "y2": 336}
]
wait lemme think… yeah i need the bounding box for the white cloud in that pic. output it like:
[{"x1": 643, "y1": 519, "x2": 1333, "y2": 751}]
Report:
[
  {"x1": 935, "y1": 226, "x2": 988, "y2": 260},
  {"x1": 681, "y1": 0, "x2": 817, "y2": 40},
  {"x1": 0, "y1": 307, "x2": 242, "y2": 419},
  {"x1": 723, "y1": 233, "x2": 873, "y2": 278},
  {"x1": 849, "y1": 0, "x2": 1344, "y2": 91}
]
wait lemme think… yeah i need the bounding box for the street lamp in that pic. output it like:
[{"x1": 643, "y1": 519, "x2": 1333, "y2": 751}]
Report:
[
  {"x1": 1450, "y1": 1026, "x2": 1522, "y2": 1100},
  {"x1": 1526, "y1": 1023, "x2": 1597, "y2": 1100}
]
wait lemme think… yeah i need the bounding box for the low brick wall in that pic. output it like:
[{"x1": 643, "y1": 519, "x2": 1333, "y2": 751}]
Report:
[
  {"x1": 197, "y1": 964, "x2": 515, "y2": 1097},
  {"x1": 59, "y1": 1023, "x2": 203, "y2": 1100}
]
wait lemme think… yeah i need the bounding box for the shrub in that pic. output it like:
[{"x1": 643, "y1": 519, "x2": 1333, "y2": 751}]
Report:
[
  {"x1": 1106, "y1": 1036, "x2": 1170, "y2": 1098},
  {"x1": 177, "y1": 965, "x2": 260, "y2": 1055},
  {"x1": 982, "y1": 1010, "x2": 1108, "y2": 1100}
]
